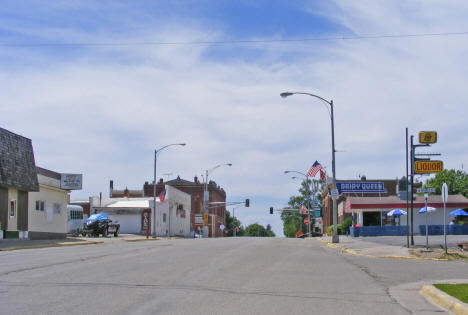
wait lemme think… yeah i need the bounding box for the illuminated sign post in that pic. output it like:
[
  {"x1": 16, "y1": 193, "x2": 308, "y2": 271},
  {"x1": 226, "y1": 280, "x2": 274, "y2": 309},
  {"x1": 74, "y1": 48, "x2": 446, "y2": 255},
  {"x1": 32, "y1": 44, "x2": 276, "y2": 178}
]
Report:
[{"x1": 414, "y1": 160, "x2": 443, "y2": 174}]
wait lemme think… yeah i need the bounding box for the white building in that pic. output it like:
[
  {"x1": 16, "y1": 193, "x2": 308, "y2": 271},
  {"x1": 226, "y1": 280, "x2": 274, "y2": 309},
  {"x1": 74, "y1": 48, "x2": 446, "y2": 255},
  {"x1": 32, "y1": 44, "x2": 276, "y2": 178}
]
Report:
[
  {"x1": 90, "y1": 185, "x2": 191, "y2": 237},
  {"x1": 27, "y1": 167, "x2": 70, "y2": 239}
]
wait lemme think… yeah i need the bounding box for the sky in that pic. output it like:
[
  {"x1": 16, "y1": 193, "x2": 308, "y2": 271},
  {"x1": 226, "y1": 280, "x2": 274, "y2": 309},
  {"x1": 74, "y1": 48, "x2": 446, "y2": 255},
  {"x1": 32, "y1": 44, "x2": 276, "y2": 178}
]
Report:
[{"x1": 1, "y1": 0, "x2": 468, "y2": 237}]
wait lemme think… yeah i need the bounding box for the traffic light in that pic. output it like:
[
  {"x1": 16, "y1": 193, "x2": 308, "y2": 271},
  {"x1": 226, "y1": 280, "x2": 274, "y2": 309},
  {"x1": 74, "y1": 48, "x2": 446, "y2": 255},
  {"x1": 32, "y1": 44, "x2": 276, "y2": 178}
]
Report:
[
  {"x1": 245, "y1": 199, "x2": 250, "y2": 207},
  {"x1": 270, "y1": 207, "x2": 273, "y2": 214}
]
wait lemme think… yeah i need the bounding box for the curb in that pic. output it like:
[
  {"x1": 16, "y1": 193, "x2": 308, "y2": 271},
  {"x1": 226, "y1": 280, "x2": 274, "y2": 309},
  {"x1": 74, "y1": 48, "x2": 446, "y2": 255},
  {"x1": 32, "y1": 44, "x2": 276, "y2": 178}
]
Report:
[
  {"x1": 125, "y1": 238, "x2": 161, "y2": 242},
  {"x1": 0, "y1": 241, "x2": 104, "y2": 251},
  {"x1": 316, "y1": 238, "x2": 448, "y2": 261},
  {"x1": 420, "y1": 285, "x2": 468, "y2": 315}
]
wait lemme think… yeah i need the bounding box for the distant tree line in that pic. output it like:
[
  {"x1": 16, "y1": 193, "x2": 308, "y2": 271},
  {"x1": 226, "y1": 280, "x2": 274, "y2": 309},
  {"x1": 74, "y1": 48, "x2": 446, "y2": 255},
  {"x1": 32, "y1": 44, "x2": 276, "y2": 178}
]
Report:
[{"x1": 225, "y1": 210, "x2": 275, "y2": 237}]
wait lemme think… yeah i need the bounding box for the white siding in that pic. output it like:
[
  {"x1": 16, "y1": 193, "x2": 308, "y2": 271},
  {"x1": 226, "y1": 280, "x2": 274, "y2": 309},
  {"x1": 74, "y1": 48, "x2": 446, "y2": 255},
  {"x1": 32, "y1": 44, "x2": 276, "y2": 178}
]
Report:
[
  {"x1": 28, "y1": 184, "x2": 68, "y2": 234},
  {"x1": 109, "y1": 215, "x2": 141, "y2": 234}
]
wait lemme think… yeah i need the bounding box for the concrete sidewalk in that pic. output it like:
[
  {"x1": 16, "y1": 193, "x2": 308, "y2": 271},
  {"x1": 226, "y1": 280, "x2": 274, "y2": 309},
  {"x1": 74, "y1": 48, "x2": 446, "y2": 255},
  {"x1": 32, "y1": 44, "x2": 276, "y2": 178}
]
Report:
[{"x1": 316, "y1": 235, "x2": 468, "y2": 260}]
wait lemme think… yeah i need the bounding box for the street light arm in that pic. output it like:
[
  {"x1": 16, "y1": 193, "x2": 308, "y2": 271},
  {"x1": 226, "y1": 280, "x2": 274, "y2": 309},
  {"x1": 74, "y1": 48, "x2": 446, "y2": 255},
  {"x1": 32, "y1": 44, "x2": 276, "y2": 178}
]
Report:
[
  {"x1": 156, "y1": 143, "x2": 186, "y2": 154},
  {"x1": 207, "y1": 163, "x2": 232, "y2": 175},
  {"x1": 284, "y1": 170, "x2": 307, "y2": 178},
  {"x1": 281, "y1": 91, "x2": 332, "y2": 117}
]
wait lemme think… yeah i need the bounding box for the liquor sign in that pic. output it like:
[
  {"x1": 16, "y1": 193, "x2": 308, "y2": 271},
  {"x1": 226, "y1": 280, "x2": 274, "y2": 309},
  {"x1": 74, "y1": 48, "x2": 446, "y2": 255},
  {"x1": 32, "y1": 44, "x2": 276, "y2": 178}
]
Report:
[
  {"x1": 419, "y1": 131, "x2": 437, "y2": 144},
  {"x1": 414, "y1": 161, "x2": 443, "y2": 174},
  {"x1": 60, "y1": 173, "x2": 82, "y2": 190}
]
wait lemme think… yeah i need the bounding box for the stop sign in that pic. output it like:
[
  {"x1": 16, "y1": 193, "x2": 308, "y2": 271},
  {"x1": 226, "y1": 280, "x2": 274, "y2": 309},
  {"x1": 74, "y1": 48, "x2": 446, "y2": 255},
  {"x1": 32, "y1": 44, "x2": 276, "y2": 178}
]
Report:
[{"x1": 304, "y1": 218, "x2": 309, "y2": 224}]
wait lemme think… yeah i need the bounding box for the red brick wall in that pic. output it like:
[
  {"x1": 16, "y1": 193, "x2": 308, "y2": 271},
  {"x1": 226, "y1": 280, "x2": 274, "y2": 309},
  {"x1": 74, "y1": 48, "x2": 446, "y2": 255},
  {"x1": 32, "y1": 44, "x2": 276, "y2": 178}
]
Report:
[{"x1": 142, "y1": 180, "x2": 227, "y2": 237}]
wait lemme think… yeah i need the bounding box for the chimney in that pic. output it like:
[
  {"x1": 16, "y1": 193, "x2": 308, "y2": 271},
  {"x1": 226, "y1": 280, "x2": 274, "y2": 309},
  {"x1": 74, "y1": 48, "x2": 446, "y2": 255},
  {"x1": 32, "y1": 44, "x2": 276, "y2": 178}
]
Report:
[
  {"x1": 361, "y1": 175, "x2": 367, "y2": 181},
  {"x1": 194, "y1": 176, "x2": 198, "y2": 183},
  {"x1": 109, "y1": 180, "x2": 114, "y2": 197}
]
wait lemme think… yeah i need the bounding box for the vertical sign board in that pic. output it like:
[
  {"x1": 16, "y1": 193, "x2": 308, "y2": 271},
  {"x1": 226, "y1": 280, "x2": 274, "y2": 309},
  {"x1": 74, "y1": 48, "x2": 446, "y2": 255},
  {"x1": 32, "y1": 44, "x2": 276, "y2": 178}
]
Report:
[
  {"x1": 442, "y1": 182, "x2": 448, "y2": 253},
  {"x1": 203, "y1": 213, "x2": 209, "y2": 226},
  {"x1": 418, "y1": 131, "x2": 437, "y2": 144}
]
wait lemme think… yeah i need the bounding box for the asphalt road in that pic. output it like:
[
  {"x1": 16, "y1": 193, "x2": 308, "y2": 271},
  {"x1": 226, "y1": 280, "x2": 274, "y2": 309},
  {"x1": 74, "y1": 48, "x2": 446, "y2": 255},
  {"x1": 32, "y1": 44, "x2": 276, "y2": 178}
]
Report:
[{"x1": 1, "y1": 237, "x2": 466, "y2": 314}]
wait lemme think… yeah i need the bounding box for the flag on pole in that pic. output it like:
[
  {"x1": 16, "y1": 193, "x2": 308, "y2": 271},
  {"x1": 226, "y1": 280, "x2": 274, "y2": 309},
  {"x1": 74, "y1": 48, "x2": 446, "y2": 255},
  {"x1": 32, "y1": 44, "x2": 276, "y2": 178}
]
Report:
[
  {"x1": 158, "y1": 188, "x2": 166, "y2": 203},
  {"x1": 300, "y1": 205, "x2": 307, "y2": 214},
  {"x1": 306, "y1": 161, "x2": 322, "y2": 177},
  {"x1": 320, "y1": 169, "x2": 326, "y2": 182}
]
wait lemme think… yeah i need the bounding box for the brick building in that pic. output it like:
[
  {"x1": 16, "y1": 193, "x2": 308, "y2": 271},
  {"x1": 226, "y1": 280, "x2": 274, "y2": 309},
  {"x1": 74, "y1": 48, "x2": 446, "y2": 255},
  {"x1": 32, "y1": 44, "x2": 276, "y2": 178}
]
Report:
[{"x1": 110, "y1": 176, "x2": 227, "y2": 237}]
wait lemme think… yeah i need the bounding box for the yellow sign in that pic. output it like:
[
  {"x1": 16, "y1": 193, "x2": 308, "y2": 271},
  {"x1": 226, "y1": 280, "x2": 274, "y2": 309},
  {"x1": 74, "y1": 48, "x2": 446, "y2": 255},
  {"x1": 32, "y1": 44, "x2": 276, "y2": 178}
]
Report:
[
  {"x1": 203, "y1": 213, "x2": 209, "y2": 226},
  {"x1": 419, "y1": 131, "x2": 437, "y2": 144},
  {"x1": 414, "y1": 160, "x2": 443, "y2": 174}
]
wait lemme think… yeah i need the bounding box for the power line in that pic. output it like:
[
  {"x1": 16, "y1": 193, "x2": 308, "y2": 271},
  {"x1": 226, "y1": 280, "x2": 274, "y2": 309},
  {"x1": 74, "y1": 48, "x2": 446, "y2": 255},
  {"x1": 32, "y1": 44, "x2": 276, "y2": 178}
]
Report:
[{"x1": 1, "y1": 31, "x2": 468, "y2": 47}]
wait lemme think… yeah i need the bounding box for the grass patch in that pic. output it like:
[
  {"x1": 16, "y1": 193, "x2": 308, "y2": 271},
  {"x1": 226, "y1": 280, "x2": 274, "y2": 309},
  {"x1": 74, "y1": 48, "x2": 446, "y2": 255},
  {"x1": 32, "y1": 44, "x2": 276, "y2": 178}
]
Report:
[
  {"x1": 439, "y1": 252, "x2": 468, "y2": 260},
  {"x1": 434, "y1": 284, "x2": 468, "y2": 303}
]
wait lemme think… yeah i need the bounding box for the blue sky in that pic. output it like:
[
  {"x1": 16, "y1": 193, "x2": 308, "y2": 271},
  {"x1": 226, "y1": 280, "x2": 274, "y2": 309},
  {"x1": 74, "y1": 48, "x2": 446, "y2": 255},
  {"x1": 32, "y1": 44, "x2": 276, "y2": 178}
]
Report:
[{"x1": 2, "y1": 1, "x2": 468, "y2": 236}]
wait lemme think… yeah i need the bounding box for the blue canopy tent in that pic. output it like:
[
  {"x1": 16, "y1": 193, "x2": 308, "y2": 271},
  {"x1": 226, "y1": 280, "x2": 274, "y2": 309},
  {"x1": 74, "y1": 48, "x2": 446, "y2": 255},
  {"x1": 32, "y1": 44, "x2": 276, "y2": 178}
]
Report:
[
  {"x1": 86, "y1": 213, "x2": 109, "y2": 222},
  {"x1": 418, "y1": 206, "x2": 437, "y2": 214},
  {"x1": 449, "y1": 209, "x2": 468, "y2": 216},
  {"x1": 387, "y1": 209, "x2": 407, "y2": 216},
  {"x1": 387, "y1": 209, "x2": 406, "y2": 226}
]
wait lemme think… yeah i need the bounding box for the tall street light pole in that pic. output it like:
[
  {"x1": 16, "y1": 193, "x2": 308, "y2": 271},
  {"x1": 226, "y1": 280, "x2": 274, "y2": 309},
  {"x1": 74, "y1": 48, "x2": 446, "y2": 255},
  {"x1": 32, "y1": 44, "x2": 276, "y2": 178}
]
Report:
[
  {"x1": 152, "y1": 143, "x2": 186, "y2": 238},
  {"x1": 281, "y1": 91, "x2": 339, "y2": 243},
  {"x1": 285, "y1": 170, "x2": 312, "y2": 236},
  {"x1": 202, "y1": 163, "x2": 232, "y2": 238}
]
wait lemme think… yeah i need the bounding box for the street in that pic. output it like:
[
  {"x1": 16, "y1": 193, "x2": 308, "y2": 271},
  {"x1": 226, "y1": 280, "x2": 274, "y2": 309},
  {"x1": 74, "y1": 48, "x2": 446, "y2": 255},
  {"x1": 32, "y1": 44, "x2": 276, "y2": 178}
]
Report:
[{"x1": 1, "y1": 237, "x2": 466, "y2": 314}]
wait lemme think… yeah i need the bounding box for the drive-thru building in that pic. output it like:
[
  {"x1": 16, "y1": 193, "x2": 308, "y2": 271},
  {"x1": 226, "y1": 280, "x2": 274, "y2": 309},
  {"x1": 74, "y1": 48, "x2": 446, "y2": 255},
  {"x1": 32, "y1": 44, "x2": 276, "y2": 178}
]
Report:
[{"x1": 90, "y1": 185, "x2": 191, "y2": 237}]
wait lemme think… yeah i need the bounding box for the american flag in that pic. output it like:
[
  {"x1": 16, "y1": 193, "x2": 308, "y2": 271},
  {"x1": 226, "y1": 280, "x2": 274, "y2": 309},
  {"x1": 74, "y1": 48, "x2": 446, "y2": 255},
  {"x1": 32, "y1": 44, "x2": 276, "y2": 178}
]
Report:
[
  {"x1": 300, "y1": 205, "x2": 307, "y2": 214},
  {"x1": 158, "y1": 188, "x2": 166, "y2": 203},
  {"x1": 306, "y1": 161, "x2": 322, "y2": 177},
  {"x1": 320, "y1": 169, "x2": 326, "y2": 182}
]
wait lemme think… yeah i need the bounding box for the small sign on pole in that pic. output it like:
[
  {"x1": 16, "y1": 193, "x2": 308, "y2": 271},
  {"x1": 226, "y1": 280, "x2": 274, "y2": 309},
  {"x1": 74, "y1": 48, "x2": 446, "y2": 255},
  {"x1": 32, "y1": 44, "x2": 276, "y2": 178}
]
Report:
[
  {"x1": 304, "y1": 218, "x2": 309, "y2": 225},
  {"x1": 416, "y1": 188, "x2": 436, "y2": 193},
  {"x1": 418, "y1": 131, "x2": 437, "y2": 144}
]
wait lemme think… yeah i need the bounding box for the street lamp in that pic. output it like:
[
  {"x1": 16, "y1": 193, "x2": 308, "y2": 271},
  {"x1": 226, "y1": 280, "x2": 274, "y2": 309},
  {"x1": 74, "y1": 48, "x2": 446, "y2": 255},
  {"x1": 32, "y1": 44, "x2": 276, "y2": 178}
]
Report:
[
  {"x1": 281, "y1": 91, "x2": 339, "y2": 243},
  {"x1": 202, "y1": 163, "x2": 232, "y2": 238},
  {"x1": 285, "y1": 170, "x2": 313, "y2": 237},
  {"x1": 152, "y1": 143, "x2": 186, "y2": 238}
]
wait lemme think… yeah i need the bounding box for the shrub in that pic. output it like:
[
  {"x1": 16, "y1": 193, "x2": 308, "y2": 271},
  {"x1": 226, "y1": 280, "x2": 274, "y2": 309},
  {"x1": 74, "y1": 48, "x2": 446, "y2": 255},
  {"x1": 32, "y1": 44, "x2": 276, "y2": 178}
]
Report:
[{"x1": 340, "y1": 217, "x2": 353, "y2": 234}]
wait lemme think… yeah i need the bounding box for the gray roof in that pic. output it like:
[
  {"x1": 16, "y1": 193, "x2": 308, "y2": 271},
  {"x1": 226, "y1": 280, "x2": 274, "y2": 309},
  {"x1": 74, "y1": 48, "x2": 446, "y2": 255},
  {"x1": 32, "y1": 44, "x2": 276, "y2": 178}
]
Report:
[{"x1": 0, "y1": 127, "x2": 39, "y2": 191}]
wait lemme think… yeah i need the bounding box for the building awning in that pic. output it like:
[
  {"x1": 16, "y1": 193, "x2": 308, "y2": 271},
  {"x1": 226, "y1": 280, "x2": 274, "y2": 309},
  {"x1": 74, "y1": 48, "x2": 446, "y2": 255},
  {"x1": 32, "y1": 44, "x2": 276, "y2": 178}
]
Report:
[{"x1": 344, "y1": 195, "x2": 468, "y2": 213}]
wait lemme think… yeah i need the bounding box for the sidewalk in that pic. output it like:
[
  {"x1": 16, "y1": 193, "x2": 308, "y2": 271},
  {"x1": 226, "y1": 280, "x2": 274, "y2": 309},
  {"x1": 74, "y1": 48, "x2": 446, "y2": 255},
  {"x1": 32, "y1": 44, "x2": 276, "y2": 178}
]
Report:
[
  {"x1": 0, "y1": 234, "x2": 178, "y2": 251},
  {"x1": 316, "y1": 235, "x2": 468, "y2": 260}
]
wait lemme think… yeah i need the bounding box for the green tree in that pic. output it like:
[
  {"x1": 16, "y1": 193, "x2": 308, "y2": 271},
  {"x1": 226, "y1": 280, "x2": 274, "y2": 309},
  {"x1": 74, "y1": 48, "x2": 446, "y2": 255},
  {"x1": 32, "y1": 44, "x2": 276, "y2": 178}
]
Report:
[
  {"x1": 424, "y1": 169, "x2": 468, "y2": 198},
  {"x1": 244, "y1": 223, "x2": 275, "y2": 237},
  {"x1": 281, "y1": 179, "x2": 324, "y2": 238},
  {"x1": 225, "y1": 210, "x2": 243, "y2": 237}
]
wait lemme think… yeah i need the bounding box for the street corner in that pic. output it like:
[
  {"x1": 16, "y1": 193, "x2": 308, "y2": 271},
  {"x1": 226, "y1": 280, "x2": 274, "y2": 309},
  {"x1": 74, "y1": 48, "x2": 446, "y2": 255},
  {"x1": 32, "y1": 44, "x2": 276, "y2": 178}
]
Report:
[
  {"x1": 409, "y1": 247, "x2": 468, "y2": 262},
  {"x1": 420, "y1": 283, "x2": 468, "y2": 315}
]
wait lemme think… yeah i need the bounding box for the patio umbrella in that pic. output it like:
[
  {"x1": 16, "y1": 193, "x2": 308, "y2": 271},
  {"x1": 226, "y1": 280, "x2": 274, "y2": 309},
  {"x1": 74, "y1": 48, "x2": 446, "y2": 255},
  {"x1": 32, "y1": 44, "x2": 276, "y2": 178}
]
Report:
[
  {"x1": 449, "y1": 208, "x2": 468, "y2": 216},
  {"x1": 387, "y1": 209, "x2": 407, "y2": 216},
  {"x1": 418, "y1": 206, "x2": 437, "y2": 214}
]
